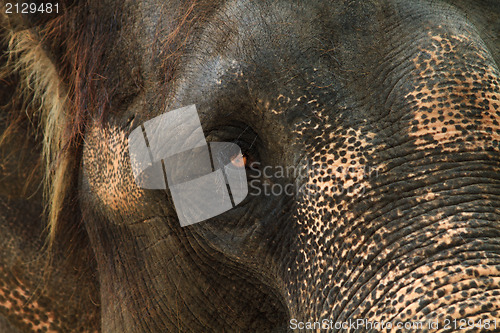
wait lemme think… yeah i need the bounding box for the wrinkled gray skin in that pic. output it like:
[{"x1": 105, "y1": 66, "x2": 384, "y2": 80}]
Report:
[{"x1": 1, "y1": 0, "x2": 500, "y2": 332}]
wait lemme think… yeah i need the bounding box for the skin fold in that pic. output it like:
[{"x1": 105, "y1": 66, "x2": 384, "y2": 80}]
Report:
[{"x1": 1, "y1": 0, "x2": 499, "y2": 332}]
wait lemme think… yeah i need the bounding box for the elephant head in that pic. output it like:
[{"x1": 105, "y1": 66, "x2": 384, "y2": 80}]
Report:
[{"x1": 1, "y1": 0, "x2": 499, "y2": 332}]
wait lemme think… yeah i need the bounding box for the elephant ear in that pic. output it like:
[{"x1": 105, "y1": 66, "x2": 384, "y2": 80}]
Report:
[
  {"x1": 0, "y1": 2, "x2": 100, "y2": 332},
  {"x1": 0, "y1": 0, "x2": 94, "y2": 252},
  {"x1": 443, "y1": 0, "x2": 500, "y2": 68}
]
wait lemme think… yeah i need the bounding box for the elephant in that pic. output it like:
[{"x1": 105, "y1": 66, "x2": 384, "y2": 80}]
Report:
[{"x1": 1, "y1": 0, "x2": 500, "y2": 331}]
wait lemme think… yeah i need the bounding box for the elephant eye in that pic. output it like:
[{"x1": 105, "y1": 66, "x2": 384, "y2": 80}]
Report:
[
  {"x1": 206, "y1": 125, "x2": 261, "y2": 172},
  {"x1": 230, "y1": 153, "x2": 246, "y2": 168},
  {"x1": 231, "y1": 153, "x2": 259, "y2": 169},
  {"x1": 231, "y1": 151, "x2": 260, "y2": 170}
]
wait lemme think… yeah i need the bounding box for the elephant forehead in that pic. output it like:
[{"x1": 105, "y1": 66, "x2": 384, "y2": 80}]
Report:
[{"x1": 406, "y1": 29, "x2": 500, "y2": 152}]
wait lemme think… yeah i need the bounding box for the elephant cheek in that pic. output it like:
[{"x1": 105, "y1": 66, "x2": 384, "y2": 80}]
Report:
[
  {"x1": 298, "y1": 131, "x2": 379, "y2": 226},
  {"x1": 281, "y1": 125, "x2": 385, "y2": 318}
]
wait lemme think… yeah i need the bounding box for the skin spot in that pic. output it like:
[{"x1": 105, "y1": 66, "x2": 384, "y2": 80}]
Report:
[
  {"x1": 83, "y1": 122, "x2": 146, "y2": 216},
  {"x1": 406, "y1": 32, "x2": 500, "y2": 152},
  {"x1": 0, "y1": 272, "x2": 60, "y2": 333},
  {"x1": 298, "y1": 128, "x2": 380, "y2": 235}
]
